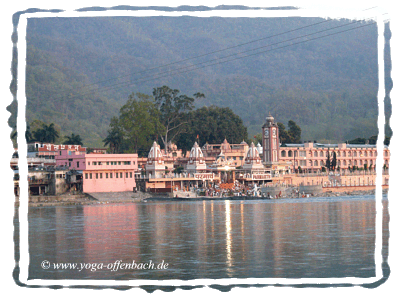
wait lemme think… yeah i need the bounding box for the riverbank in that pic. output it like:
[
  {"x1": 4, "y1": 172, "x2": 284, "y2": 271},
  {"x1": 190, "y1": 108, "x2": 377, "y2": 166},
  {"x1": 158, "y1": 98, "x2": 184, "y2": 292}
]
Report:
[{"x1": 18, "y1": 187, "x2": 388, "y2": 207}]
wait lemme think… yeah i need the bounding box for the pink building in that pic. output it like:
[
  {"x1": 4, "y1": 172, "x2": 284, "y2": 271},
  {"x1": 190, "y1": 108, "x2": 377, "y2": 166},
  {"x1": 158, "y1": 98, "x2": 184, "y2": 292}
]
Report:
[
  {"x1": 56, "y1": 148, "x2": 86, "y2": 170},
  {"x1": 82, "y1": 154, "x2": 138, "y2": 193},
  {"x1": 56, "y1": 152, "x2": 138, "y2": 193},
  {"x1": 279, "y1": 142, "x2": 390, "y2": 173}
]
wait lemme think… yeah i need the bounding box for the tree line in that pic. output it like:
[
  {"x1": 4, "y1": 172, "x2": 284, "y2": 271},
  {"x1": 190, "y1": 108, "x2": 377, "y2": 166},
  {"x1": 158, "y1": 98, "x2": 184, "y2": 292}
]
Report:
[
  {"x1": 11, "y1": 120, "x2": 83, "y2": 146},
  {"x1": 103, "y1": 86, "x2": 249, "y2": 156}
]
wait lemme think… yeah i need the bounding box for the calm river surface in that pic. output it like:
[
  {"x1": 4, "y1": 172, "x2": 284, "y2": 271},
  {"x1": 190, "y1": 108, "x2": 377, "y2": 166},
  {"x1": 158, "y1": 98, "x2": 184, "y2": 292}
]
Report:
[{"x1": 25, "y1": 195, "x2": 389, "y2": 281}]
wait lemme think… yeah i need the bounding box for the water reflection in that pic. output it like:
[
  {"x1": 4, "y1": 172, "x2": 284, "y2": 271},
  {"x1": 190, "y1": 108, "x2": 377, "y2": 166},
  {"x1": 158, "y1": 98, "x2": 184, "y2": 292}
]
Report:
[
  {"x1": 225, "y1": 200, "x2": 232, "y2": 276},
  {"x1": 26, "y1": 196, "x2": 388, "y2": 280}
]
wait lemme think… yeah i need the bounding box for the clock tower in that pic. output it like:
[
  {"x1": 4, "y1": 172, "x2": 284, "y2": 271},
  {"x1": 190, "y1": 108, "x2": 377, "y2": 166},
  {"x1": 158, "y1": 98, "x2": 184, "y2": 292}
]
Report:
[{"x1": 262, "y1": 113, "x2": 279, "y2": 164}]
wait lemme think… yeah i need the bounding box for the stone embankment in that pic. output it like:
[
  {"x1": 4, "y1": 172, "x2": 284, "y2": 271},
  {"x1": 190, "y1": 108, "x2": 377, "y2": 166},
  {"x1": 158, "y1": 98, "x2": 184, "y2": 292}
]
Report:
[
  {"x1": 21, "y1": 191, "x2": 166, "y2": 207},
  {"x1": 317, "y1": 187, "x2": 388, "y2": 198},
  {"x1": 19, "y1": 187, "x2": 388, "y2": 207}
]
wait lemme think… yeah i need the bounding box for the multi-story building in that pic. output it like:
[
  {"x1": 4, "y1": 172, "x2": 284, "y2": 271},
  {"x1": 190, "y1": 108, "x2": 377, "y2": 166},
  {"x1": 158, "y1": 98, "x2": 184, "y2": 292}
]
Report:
[
  {"x1": 55, "y1": 151, "x2": 139, "y2": 193},
  {"x1": 81, "y1": 153, "x2": 138, "y2": 193},
  {"x1": 55, "y1": 148, "x2": 86, "y2": 170},
  {"x1": 278, "y1": 142, "x2": 390, "y2": 173},
  {"x1": 201, "y1": 138, "x2": 249, "y2": 168}
]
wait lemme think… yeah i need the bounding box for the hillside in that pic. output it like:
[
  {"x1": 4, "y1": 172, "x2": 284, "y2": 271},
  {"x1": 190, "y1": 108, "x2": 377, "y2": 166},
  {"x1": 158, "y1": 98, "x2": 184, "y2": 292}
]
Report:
[{"x1": 23, "y1": 13, "x2": 386, "y2": 147}]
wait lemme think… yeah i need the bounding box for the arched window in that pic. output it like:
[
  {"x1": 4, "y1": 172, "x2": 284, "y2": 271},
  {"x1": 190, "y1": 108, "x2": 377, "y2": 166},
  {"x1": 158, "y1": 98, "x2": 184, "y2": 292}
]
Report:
[
  {"x1": 281, "y1": 150, "x2": 286, "y2": 157},
  {"x1": 314, "y1": 151, "x2": 318, "y2": 157},
  {"x1": 314, "y1": 161, "x2": 318, "y2": 166},
  {"x1": 320, "y1": 151, "x2": 324, "y2": 157},
  {"x1": 288, "y1": 150, "x2": 293, "y2": 157}
]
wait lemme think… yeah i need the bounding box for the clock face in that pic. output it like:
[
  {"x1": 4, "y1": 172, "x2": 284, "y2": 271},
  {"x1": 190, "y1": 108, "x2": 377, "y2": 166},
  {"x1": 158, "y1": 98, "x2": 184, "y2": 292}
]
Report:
[{"x1": 264, "y1": 129, "x2": 269, "y2": 137}]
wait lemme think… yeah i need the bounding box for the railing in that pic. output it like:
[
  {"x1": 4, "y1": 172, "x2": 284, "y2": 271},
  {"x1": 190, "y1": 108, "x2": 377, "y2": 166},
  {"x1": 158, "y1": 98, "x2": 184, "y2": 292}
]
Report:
[
  {"x1": 11, "y1": 157, "x2": 56, "y2": 164},
  {"x1": 294, "y1": 170, "x2": 379, "y2": 177},
  {"x1": 136, "y1": 173, "x2": 221, "y2": 180}
]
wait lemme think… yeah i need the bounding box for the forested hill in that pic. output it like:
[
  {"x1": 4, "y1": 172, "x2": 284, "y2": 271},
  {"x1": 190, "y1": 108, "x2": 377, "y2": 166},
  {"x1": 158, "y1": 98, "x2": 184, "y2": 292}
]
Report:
[{"x1": 23, "y1": 14, "x2": 384, "y2": 147}]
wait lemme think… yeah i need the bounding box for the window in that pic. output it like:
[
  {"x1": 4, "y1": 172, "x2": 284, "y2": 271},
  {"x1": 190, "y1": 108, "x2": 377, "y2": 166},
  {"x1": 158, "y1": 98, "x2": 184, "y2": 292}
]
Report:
[
  {"x1": 130, "y1": 172, "x2": 132, "y2": 178},
  {"x1": 116, "y1": 173, "x2": 119, "y2": 178},
  {"x1": 120, "y1": 172, "x2": 123, "y2": 178},
  {"x1": 93, "y1": 162, "x2": 97, "y2": 165},
  {"x1": 100, "y1": 173, "x2": 102, "y2": 179},
  {"x1": 85, "y1": 173, "x2": 88, "y2": 179},
  {"x1": 299, "y1": 151, "x2": 306, "y2": 157},
  {"x1": 59, "y1": 151, "x2": 62, "y2": 155},
  {"x1": 133, "y1": 161, "x2": 136, "y2": 165},
  {"x1": 77, "y1": 162, "x2": 80, "y2": 168},
  {"x1": 68, "y1": 151, "x2": 72, "y2": 155},
  {"x1": 107, "y1": 162, "x2": 109, "y2": 165},
  {"x1": 69, "y1": 162, "x2": 71, "y2": 167},
  {"x1": 124, "y1": 161, "x2": 131, "y2": 165},
  {"x1": 281, "y1": 151, "x2": 286, "y2": 157},
  {"x1": 118, "y1": 161, "x2": 121, "y2": 165},
  {"x1": 110, "y1": 173, "x2": 113, "y2": 178},
  {"x1": 126, "y1": 172, "x2": 129, "y2": 178},
  {"x1": 96, "y1": 173, "x2": 98, "y2": 179},
  {"x1": 90, "y1": 173, "x2": 92, "y2": 179},
  {"x1": 88, "y1": 162, "x2": 90, "y2": 165},
  {"x1": 106, "y1": 173, "x2": 108, "y2": 179}
]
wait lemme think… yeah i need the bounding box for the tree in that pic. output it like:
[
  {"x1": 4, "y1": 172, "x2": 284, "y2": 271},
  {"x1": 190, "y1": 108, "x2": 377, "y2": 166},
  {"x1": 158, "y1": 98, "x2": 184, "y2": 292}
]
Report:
[
  {"x1": 277, "y1": 120, "x2": 301, "y2": 144},
  {"x1": 117, "y1": 93, "x2": 164, "y2": 156},
  {"x1": 277, "y1": 122, "x2": 290, "y2": 144},
  {"x1": 252, "y1": 133, "x2": 263, "y2": 145},
  {"x1": 326, "y1": 149, "x2": 331, "y2": 171},
  {"x1": 103, "y1": 117, "x2": 123, "y2": 154},
  {"x1": 32, "y1": 122, "x2": 59, "y2": 143},
  {"x1": 331, "y1": 151, "x2": 337, "y2": 171},
  {"x1": 152, "y1": 86, "x2": 204, "y2": 151},
  {"x1": 175, "y1": 105, "x2": 248, "y2": 151},
  {"x1": 11, "y1": 124, "x2": 33, "y2": 144},
  {"x1": 287, "y1": 120, "x2": 301, "y2": 143},
  {"x1": 64, "y1": 133, "x2": 83, "y2": 145}
]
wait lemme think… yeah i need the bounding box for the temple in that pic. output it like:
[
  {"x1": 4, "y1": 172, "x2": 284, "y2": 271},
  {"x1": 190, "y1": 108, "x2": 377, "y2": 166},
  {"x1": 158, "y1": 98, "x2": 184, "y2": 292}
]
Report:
[
  {"x1": 14, "y1": 114, "x2": 390, "y2": 198},
  {"x1": 135, "y1": 113, "x2": 389, "y2": 197}
]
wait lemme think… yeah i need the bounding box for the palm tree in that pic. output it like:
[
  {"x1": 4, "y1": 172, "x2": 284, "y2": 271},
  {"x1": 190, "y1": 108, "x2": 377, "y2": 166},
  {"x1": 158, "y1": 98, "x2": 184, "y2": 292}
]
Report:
[
  {"x1": 103, "y1": 128, "x2": 123, "y2": 154},
  {"x1": 33, "y1": 123, "x2": 59, "y2": 143},
  {"x1": 64, "y1": 133, "x2": 83, "y2": 145},
  {"x1": 11, "y1": 124, "x2": 33, "y2": 143}
]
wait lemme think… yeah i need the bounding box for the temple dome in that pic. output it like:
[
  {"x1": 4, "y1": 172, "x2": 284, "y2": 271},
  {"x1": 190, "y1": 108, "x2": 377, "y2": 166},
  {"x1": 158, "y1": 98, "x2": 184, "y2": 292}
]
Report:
[
  {"x1": 266, "y1": 112, "x2": 274, "y2": 121},
  {"x1": 189, "y1": 142, "x2": 204, "y2": 159},
  {"x1": 243, "y1": 142, "x2": 264, "y2": 170},
  {"x1": 148, "y1": 141, "x2": 163, "y2": 159}
]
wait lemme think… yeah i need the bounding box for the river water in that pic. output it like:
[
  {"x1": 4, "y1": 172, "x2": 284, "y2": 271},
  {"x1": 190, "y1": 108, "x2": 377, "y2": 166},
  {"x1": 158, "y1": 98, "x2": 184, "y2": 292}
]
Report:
[{"x1": 24, "y1": 194, "x2": 389, "y2": 282}]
